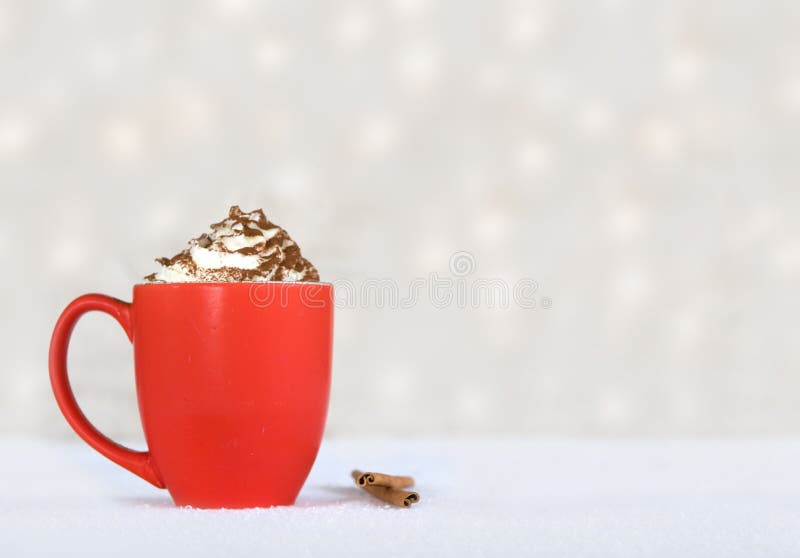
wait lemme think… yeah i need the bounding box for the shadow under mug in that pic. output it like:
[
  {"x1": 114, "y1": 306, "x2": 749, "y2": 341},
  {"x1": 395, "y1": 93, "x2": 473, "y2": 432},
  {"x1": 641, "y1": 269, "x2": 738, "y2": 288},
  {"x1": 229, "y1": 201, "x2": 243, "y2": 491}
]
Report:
[{"x1": 48, "y1": 282, "x2": 333, "y2": 509}]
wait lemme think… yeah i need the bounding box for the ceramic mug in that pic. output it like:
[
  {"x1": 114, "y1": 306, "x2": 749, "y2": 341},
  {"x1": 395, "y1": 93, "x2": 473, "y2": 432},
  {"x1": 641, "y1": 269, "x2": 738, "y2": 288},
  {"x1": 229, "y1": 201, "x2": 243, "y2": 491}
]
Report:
[{"x1": 48, "y1": 282, "x2": 333, "y2": 508}]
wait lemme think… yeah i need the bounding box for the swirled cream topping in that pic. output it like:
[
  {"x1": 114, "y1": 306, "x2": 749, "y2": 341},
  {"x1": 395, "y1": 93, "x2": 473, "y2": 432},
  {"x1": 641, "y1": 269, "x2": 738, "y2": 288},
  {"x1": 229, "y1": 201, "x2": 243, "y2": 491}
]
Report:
[{"x1": 144, "y1": 206, "x2": 320, "y2": 283}]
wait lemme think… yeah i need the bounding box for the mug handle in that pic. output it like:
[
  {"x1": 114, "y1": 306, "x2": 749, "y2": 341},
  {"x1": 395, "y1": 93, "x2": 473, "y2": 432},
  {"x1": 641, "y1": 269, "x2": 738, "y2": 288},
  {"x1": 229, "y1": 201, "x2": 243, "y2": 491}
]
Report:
[{"x1": 48, "y1": 294, "x2": 165, "y2": 488}]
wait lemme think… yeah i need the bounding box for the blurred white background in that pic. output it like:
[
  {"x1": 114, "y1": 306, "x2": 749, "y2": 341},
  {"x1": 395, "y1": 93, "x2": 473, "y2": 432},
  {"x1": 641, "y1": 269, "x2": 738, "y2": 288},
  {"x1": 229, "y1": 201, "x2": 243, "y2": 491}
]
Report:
[{"x1": 2, "y1": 0, "x2": 799, "y2": 439}]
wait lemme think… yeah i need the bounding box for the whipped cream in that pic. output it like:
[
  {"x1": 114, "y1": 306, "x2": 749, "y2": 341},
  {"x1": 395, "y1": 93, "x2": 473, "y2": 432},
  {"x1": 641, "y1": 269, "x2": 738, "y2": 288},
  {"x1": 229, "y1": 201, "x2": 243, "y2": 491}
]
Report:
[{"x1": 145, "y1": 206, "x2": 320, "y2": 283}]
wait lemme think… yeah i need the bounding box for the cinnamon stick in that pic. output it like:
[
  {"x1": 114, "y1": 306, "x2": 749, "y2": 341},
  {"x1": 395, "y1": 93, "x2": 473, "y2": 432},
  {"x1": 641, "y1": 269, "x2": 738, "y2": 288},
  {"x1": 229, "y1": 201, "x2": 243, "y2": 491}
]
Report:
[
  {"x1": 351, "y1": 470, "x2": 420, "y2": 507},
  {"x1": 356, "y1": 471, "x2": 415, "y2": 489}
]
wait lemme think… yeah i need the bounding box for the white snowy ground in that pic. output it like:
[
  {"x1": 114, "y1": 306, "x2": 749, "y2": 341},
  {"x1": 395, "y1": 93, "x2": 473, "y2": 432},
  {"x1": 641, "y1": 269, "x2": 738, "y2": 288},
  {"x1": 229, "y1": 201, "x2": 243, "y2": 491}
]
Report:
[{"x1": 2, "y1": 436, "x2": 800, "y2": 557}]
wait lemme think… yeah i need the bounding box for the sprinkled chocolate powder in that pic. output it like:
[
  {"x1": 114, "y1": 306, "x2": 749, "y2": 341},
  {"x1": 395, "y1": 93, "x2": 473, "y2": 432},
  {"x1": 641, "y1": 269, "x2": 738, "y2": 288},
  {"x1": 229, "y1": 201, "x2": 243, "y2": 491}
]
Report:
[{"x1": 144, "y1": 205, "x2": 320, "y2": 283}]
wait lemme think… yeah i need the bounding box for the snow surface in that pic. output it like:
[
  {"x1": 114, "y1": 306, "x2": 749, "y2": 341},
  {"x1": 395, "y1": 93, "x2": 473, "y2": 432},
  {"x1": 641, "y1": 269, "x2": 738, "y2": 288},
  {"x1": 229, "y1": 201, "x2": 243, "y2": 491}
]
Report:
[{"x1": 2, "y1": 436, "x2": 800, "y2": 557}]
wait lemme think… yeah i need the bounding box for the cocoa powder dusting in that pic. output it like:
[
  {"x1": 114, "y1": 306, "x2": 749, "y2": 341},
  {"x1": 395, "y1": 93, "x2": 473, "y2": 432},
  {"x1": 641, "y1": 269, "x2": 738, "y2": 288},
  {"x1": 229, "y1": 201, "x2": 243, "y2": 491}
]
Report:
[{"x1": 144, "y1": 205, "x2": 320, "y2": 283}]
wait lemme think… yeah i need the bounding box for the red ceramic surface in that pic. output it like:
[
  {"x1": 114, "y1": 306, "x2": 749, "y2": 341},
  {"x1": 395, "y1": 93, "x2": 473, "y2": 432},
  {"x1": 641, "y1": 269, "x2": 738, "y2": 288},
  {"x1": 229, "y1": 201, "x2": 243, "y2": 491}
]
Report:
[{"x1": 48, "y1": 282, "x2": 333, "y2": 508}]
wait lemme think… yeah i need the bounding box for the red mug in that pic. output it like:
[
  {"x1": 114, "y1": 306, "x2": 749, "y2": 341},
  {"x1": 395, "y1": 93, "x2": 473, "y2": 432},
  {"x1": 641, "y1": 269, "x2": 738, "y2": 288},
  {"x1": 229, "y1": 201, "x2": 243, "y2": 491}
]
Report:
[{"x1": 48, "y1": 282, "x2": 333, "y2": 508}]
